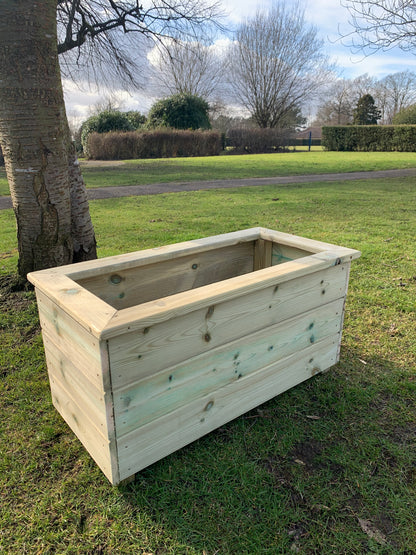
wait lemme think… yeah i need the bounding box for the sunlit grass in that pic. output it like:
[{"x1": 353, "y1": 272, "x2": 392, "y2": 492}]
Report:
[
  {"x1": 1, "y1": 150, "x2": 416, "y2": 195},
  {"x1": 1, "y1": 175, "x2": 416, "y2": 552}
]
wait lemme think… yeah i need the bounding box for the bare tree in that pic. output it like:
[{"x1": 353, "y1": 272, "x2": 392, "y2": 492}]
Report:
[
  {"x1": 314, "y1": 73, "x2": 379, "y2": 126},
  {"x1": 228, "y1": 0, "x2": 333, "y2": 128},
  {"x1": 0, "y1": 0, "x2": 223, "y2": 279},
  {"x1": 148, "y1": 39, "x2": 227, "y2": 100},
  {"x1": 374, "y1": 71, "x2": 416, "y2": 123},
  {"x1": 57, "y1": 0, "x2": 223, "y2": 88},
  {"x1": 314, "y1": 79, "x2": 355, "y2": 125},
  {"x1": 315, "y1": 71, "x2": 416, "y2": 126},
  {"x1": 341, "y1": 0, "x2": 416, "y2": 53},
  {"x1": 350, "y1": 73, "x2": 378, "y2": 99}
]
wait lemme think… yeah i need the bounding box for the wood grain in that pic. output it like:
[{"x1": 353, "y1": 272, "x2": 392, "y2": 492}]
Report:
[
  {"x1": 108, "y1": 264, "x2": 349, "y2": 389},
  {"x1": 117, "y1": 335, "x2": 340, "y2": 481},
  {"x1": 113, "y1": 298, "x2": 344, "y2": 437}
]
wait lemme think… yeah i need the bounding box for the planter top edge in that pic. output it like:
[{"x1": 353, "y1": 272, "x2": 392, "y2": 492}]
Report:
[
  {"x1": 100, "y1": 249, "x2": 358, "y2": 339},
  {"x1": 27, "y1": 229, "x2": 360, "y2": 339},
  {"x1": 27, "y1": 270, "x2": 117, "y2": 337},
  {"x1": 66, "y1": 228, "x2": 264, "y2": 281},
  {"x1": 259, "y1": 227, "x2": 361, "y2": 259},
  {"x1": 29, "y1": 228, "x2": 360, "y2": 282}
]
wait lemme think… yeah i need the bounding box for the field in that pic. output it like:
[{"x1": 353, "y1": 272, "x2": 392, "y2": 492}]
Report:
[
  {"x1": 1, "y1": 153, "x2": 416, "y2": 553},
  {"x1": 1, "y1": 150, "x2": 416, "y2": 195}
]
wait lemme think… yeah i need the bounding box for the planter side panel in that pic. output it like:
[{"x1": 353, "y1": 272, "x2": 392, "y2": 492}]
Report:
[
  {"x1": 109, "y1": 264, "x2": 349, "y2": 389},
  {"x1": 77, "y1": 243, "x2": 255, "y2": 310},
  {"x1": 113, "y1": 298, "x2": 344, "y2": 438},
  {"x1": 35, "y1": 290, "x2": 117, "y2": 483},
  {"x1": 117, "y1": 335, "x2": 340, "y2": 481},
  {"x1": 110, "y1": 263, "x2": 350, "y2": 482}
]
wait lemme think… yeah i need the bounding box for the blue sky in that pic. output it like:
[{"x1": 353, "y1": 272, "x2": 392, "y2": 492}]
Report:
[{"x1": 64, "y1": 0, "x2": 416, "y2": 122}]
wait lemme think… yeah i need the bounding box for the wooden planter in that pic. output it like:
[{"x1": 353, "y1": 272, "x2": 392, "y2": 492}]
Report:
[{"x1": 28, "y1": 228, "x2": 360, "y2": 485}]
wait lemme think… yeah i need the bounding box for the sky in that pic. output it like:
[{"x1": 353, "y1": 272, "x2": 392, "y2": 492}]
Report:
[{"x1": 63, "y1": 0, "x2": 416, "y2": 125}]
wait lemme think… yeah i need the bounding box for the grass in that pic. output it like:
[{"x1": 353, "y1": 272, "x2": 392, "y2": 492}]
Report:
[
  {"x1": 1, "y1": 172, "x2": 416, "y2": 553},
  {"x1": 1, "y1": 149, "x2": 416, "y2": 195}
]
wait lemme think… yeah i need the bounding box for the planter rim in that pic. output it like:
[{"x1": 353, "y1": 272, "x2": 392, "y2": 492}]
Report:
[{"x1": 27, "y1": 227, "x2": 361, "y2": 339}]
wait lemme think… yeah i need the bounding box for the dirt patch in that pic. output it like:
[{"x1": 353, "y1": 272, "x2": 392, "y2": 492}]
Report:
[
  {"x1": 0, "y1": 274, "x2": 33, "y2": 311},
  {"x1": 289, "y1": 438, "x2": 324, "y2": 468}
]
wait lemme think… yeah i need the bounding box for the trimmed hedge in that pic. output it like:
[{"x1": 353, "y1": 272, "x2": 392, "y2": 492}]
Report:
[
  {"x1": 287, "y1": 138, "x2": 322, "y2": 147},
  {"x1": 87, "y1": 129, "x2": 222, "y2": 160},
  {"x1": 322, "y1": 125, "x2": 416, "y2": 151},
  {"x1": 226, "y1": 128, "x2": 291, "y2": 154}
]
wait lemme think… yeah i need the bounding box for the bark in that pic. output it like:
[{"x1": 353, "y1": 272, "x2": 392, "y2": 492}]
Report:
[
  {"x1": 0, "y1": 0, "x2": 96, "y2": 278},
  {"x1": 67, "y1": 139, "x2": 97, "y2": 263}
]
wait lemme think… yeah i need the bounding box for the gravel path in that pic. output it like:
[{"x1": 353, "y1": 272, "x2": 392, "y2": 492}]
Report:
[{"x1": 1, "y1": 167, "x2": 416, "y2": 210}]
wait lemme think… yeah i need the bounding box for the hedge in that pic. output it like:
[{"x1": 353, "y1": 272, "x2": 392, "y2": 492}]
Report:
[
  {"x1": 322, "y1": 125, "x2": 416, "y2": 151},
  {"x1": 87, "y1": 129, "x2": 222, "y2": 160},
  {"x1": 226, "y1": 128, "x2": 291, "y2": 154}
]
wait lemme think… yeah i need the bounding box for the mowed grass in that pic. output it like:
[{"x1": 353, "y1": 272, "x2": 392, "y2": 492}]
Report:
[
  {"x1": 1, "y1": 175, "x2": 416, "y2": 553},
  {"x1": 1, "y1": 150, "x2": 416, "y2": 195}
]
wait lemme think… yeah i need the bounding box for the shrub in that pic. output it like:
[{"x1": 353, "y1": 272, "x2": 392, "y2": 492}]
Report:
[
  {"x1": 125, "y1": 111, "x2": 147, "y2": 129},
  {"x1": 392, "y1": 126, "x2": 416, "y2": 151},
  {"x1": 148, "y1": 94, "x2": 211, "y2": 130},
  {"x1": 87, "y1": 129, "x2": 222, "y2": 160},
  {"x1": 226, "y1": 128, "x2": 291, "y2": 154},
  {"x1": 80, "y1": 110, "x2": 137, "y2": 157}
]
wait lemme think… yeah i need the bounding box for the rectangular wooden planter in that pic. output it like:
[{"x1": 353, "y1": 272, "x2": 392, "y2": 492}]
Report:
[{"x1": 28, "y1": 228, "x2": 360, "y2": 485}]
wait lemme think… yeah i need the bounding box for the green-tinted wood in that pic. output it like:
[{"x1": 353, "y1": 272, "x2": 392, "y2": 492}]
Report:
[
  {"x1": 114, "y1": 298, "x2": 344, "y2": 437},
  {"x1": 117, "y1": 335, "x2": 340, "y2": 481}
]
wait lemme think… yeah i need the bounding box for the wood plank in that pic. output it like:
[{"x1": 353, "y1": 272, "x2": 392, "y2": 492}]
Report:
[
  {"x1": 272, "y1": 243, "x2": 311, "y2": 265},
  {"x1": 259, "y1": 227, "x2": 361, "y2": 261},
  {"x1": 109, "y1": 264, "x2": 349, "y2": 390},
  {"x1": 116, "y1": 335, "x2": 340, "y2": 482},
  {"x1": 253, "y1": 239, "x2": 273, "y2": 271},
  {"x1": 42, "y1": 319, "x2": 120, "y2": 484},
  {"x1": 42, "y1": 333, "x2": 109, "y2": 434},
  {"x1": 66, "y1": 228, "x2": 263, "y2": 280},
  {"x1": 28, "y1": 273, "x2": 116, "y2": 338},
  {"x1": 36, "y1": 290, "x2": 105, "y2": 390},
  {"x1": 102, "y1": 254, "x2": 351, "y2": 338},
  {"x1": 113, "y1": 298, "x2": 344, "y2": 436},
  {"x1": 76, "y1": 243, "x2": 254, "y2": 310},
  {"x1": 49, "y1": 372, "x2": 115, "y2": 483}
]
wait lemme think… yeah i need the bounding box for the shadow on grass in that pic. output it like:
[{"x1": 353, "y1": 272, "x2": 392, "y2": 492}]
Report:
[
  {"x1": 1, "y1": 278, "x2": 414, "y2": 553},
  {"x1": 119, "y1": 347, "x2": 416, "y2": 554}
]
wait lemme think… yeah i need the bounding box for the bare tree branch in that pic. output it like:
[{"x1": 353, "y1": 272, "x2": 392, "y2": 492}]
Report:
[
  {"x1": 340, "y1": 0, "x2": 416, "y2": 53},
  {"x1": 57, "y1": 0, "x2": 225, "y2": 88},
  {"x1": 148, "y1": 38, "x2": 228, "y2": 100}
]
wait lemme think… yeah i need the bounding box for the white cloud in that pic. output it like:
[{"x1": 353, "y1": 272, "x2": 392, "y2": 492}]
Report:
[{"x1": 63, "y1": 79, "x2": 155, "y2": 123}]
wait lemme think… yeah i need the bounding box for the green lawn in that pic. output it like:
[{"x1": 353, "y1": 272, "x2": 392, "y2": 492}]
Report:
[
  {"x1": 1, "y1": 174, "x2": 416, "y2": 553},
  {"x1": 1, "y1": 150, "x2": 416, "y2": 195}
]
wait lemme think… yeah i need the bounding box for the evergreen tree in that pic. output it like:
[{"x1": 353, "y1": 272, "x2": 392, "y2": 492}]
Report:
[
  {"x1": 353, "y1": 94, "x2": 381, "y2": 124},
  {"x1": 148, "y1": 94, "x2": 211, "y2": 130}
]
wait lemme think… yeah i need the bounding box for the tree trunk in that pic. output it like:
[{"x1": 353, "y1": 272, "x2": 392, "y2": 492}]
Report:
[{"x1": 0, "y1": 0, "x2": 96, "y2": 279}]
